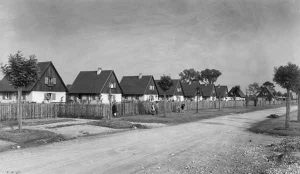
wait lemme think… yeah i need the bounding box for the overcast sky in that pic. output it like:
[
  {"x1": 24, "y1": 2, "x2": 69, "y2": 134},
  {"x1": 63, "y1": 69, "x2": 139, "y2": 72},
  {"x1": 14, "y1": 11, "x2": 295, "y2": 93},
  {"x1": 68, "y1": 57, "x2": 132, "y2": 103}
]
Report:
[{"x1": 0, "y1": 0, "x2": 299, "y2": 91}]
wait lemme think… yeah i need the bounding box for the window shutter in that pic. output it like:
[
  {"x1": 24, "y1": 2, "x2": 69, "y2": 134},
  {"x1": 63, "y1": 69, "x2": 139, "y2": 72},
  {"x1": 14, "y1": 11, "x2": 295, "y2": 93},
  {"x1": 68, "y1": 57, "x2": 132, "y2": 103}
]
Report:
[
  {"x1": 8, "y1": 94, "x2": 12, "y2": 100},
  {"x1": 45, "y1": 77, "x2": 49, "y2": 84},
  {"x1": 51, "y1": 93, "x2": 56, "y2": 100},
  {"x1": 2, "y1": 94, "x2": 5, "y2": 100},
  {"x1": 53, "y1": 78, "x2": 56, "y2": 84},
  {"x1": 44, "y1": 93, "x2": 48, "y2": 100}
]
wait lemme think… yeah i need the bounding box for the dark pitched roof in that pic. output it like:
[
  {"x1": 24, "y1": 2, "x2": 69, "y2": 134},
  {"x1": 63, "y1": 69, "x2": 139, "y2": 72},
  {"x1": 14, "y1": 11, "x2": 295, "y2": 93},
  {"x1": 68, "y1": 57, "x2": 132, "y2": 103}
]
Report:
[
  {"x1": 215, "y1": 85, "x2": 228, "y2": 98},
  {"x1": 257, "y1": 86, "x2": 275, "y2": 98},
  {"x1": 181, "y1": 81, "x2": 201, "y2": 97},
  {"x1": 200, "y1": 84, "x2": 215, "y2": 97},
  {"x1": 66, "y1": 84, "x2": 72, "y2": 90},
  {"x1": 0, "y1": 61, "x2": 67, "y2": 92},
  {"x1": 228, "y1": 87, "x2": 246, "y2": 98},
  {"x1": 155, "y1": 79, "x2": 182, "y2": 96},
  {"x1": 69, "y1": 70, "x2": 115, "y2": 94},
  {"x1": 120, "y1": 75, "x2": 155, "y2": 95}
]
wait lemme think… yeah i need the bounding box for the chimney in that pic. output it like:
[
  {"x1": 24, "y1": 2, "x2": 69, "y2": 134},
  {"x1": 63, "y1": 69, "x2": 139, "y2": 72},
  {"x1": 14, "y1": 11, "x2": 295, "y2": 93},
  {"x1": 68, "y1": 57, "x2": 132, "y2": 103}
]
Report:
[
  {"x1": 138, "y1": 73, "x2": 142, "y2": 79},
  {"x1": 97, "y1": 67, "x2": 102, "y2": 75}
]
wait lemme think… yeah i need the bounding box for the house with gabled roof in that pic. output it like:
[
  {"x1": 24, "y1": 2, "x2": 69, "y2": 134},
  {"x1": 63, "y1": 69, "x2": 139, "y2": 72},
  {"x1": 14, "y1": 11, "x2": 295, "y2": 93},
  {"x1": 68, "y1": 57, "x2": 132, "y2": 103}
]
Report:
[
  {"x1": 200, "y1": 84, "x2": 216, "y2": 101},
  {"x1": 181, "y1": 81, "x2": 202, "y2": 101},
  {"x1": 120, "y1": 74, "x2": 158, "y2": 101},
  {"x1": 228, "y1": 86, "x2": 246, "y2": 100},
  {"x1": 155, "y1": 79, "x2": 184, "y2": 101},
  {"x1": 0, "y1": 61, "x2": 68, "y2": 103},
  {"x1": 256, "y1": 86, "x2": 275, "y2": 102},
  {"x1": 68, "y1": 68, "x2": 122, "y2": 104},
  {"x1": 215, "y1": 85, "x2": 229, "y2": 101}
]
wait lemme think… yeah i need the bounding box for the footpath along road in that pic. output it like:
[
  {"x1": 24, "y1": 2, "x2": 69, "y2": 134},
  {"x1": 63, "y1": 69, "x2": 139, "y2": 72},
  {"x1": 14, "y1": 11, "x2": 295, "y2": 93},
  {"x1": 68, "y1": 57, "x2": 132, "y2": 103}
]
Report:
[{"x1": 0, "y1": 106, "x2": 297, "y2": 174}]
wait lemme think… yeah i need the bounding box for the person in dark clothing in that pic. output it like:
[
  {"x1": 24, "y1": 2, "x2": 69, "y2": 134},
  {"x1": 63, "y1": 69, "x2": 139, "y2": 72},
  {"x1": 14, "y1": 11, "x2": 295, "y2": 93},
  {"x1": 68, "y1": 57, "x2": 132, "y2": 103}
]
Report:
[
  {"x1": 112, "y1": 103, "x2": 117, "y2": 117},
  {"x1": 181, "y1": 103, "x2": 185, "y2": 112}
]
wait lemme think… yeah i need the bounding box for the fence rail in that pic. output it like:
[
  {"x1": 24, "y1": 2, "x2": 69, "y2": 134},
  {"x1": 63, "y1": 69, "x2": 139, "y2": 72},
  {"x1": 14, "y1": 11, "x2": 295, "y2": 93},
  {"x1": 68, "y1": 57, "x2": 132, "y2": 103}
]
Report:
[{"x1": 0, "y1": 99, "x2": 296, "y2": 121}]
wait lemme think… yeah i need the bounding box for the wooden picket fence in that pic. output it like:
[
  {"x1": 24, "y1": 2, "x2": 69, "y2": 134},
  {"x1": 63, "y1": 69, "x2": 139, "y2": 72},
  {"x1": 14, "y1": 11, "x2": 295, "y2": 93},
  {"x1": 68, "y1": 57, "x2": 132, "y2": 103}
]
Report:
[
  {"x1": 0, "y1": 103, "x2": 59, "y2": 121},
  {"x1": 0, "y1": 99, "x2": 295, "y2": 121}
]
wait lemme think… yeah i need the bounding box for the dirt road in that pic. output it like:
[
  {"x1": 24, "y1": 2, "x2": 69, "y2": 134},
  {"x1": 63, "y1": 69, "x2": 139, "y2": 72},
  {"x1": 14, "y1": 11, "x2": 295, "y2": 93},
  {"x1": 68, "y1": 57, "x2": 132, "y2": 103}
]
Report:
[{"x1": 0, "y1": 106, "x2": 297, "y2": 174}]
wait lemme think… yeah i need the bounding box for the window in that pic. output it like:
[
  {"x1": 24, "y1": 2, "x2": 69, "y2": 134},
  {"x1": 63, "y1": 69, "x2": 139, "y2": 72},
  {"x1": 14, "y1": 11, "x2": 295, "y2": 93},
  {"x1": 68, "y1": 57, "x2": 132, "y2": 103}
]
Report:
[
  {"x1": 2, "y1": 93, "x2": 12, "y2": 100},
  {"x1": 150, "y1": 95, "x2": 154, "y2": 101},
  {"x1": 109, "y1": 82, "x2": 116, "y2": 89},
  {"x1": 44, "y1": 93, "x2": 56, "y2": 101},
  {"x1": 177, "y1": 88, "x2": 182, "y2": 92},
  {"x1": 45, "y1": 77, "x2": 57, "y2": 86},
  {"x1": 149, "y1": 85, "x2": 155, "y2": 90}
]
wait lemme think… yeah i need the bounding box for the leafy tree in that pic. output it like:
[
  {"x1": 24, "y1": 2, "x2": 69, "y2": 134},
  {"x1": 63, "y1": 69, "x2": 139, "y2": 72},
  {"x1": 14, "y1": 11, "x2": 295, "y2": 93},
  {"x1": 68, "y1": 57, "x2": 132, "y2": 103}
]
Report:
[
  {"x1": 262, "y1": 81, "x2": 276, "y2": 95},
  {"x1": 229, "y1": 85, "x2": 241, "y2": 101},
  {"x1": 158, "y1": 75, "x2": 173, "y2": 117},
  {"x1": 200, "y1": 69, "x2": 222, "y2": 84},
  {"x1": 263, "y1": 81, "x2": 275, "y2": 90},
  {"x1": 276, "y1": 91, "x2": 282, "y2": 97},
  {"x1": 248, "y1": 82, "x2": 260, "y2": 95},
  {"x1": 1, "y1": 51, "x2": 38, "y2": 131},
  {"x1": 179, "y1": 68, "x2": 201, "y2": 84},
  {"x1": 273, "y1": 63, "x2": 300, "y2": 128}
]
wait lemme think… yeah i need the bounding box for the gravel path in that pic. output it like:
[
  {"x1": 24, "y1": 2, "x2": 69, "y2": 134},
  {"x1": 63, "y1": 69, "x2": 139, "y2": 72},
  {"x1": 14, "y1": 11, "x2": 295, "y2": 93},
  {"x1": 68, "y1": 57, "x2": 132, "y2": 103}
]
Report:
[{"x1": 0, "y1": 106, "x2": 297, "y2": 174}]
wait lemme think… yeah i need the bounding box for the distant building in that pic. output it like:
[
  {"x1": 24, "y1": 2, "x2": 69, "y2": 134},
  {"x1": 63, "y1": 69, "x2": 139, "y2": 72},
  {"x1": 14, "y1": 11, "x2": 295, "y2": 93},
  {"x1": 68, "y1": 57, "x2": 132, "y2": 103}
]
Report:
[
  {"x1": 215, "y1": 85, "x2": 229, "y2": 101},
  {"x1": 120, "y1": 74, "x2": 158, "y2": 101},
  {"x1": 228, "y1": 87, "x2": 246, "y2": 100},
  {"x1": 181, "y1": 81, "x2": 202, "y2": 101},
  {"x1": 155, "y1": 79, "x2": 184, "y2": 101},
  {"x1": 68, "y1": 68, "x2": 122, "y2": 104},
  {"x1": 0, "y1": 61, "x2": 68, "y2": 103},
  {"x1": 200, "y1": 84, "x2": 216, "y2": 101},
  {"x1": 256, "y1": 86, "x2": 275, "y2": 102}
]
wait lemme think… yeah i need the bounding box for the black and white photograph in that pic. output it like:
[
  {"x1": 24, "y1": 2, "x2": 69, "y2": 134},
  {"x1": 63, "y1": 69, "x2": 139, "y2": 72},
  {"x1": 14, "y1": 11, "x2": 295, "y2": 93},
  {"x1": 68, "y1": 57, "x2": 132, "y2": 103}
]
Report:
[{"x1": 0, "y1": 0, "x2": 300, "y2": 173}]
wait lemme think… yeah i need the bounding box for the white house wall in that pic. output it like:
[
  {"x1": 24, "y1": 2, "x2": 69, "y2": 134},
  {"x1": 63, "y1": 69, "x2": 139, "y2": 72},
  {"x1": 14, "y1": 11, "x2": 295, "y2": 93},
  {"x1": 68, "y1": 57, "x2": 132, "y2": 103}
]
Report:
[
  {"x1": 101, "y1": 93, "x2": 122, "y2": 104},
  {"x1": 30, "y1": 91, "x2": 66, "y2": 103},
  {"x1": 0, "y1": 91, "x2": 66, "y2": 103},
  {"x1": 139, "y1": 95, "x2": 158, "y2": 102}
]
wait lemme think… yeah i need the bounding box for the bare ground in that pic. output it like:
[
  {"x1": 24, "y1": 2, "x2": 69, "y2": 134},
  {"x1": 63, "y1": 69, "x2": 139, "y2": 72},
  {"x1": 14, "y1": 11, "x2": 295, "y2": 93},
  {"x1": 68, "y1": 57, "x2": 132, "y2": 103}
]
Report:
[{"x1": 0, "y1": 106, "x2": 297, "y2": 174}]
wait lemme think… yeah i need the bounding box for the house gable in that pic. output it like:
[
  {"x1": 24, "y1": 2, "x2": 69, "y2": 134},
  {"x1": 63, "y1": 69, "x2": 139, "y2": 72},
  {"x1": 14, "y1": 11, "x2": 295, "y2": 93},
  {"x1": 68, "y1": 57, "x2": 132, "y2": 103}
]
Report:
[
  {"x1": 31, "y1": 62, "x2": 68, "y2": 92},
  {"x1": 101, "y1": 71, "x2": 122, "y2": 94},
  {"x1": 173, "y1": 80, "x2": 184, "y2": 96},
  {"x1": 144, "y1": 76, "x2": 158, "y2": 95}
]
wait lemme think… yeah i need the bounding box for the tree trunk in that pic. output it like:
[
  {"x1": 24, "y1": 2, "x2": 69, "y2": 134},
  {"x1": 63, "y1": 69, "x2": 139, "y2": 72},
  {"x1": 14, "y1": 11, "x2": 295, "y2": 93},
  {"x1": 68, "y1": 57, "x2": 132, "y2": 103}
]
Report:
[
  {"x1": 285, "y1": 89, "x2": 290, "y2": 129},
  {"x1": 163, "y1": 93, "x2": 167, "y2": 117},
  {"x1": 298, "y1": 93, "x2": 300, "y2": 122},
  {"x1": 219, "y1": 98, "x2": 221, "y2": 110},
  {"x1": 196, "y1": 94, "x2": 199, "y2": 113},
  {"x1": 17, "y1": 88, "x2": 22, "y2": 131}
]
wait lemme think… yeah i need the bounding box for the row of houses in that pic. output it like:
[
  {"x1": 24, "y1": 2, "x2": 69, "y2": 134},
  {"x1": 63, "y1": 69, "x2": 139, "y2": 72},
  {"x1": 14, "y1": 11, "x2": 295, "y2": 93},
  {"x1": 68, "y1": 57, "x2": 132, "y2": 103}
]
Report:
[{"x1": 0, "y1": 61, "x2": 247, "y2": 104}]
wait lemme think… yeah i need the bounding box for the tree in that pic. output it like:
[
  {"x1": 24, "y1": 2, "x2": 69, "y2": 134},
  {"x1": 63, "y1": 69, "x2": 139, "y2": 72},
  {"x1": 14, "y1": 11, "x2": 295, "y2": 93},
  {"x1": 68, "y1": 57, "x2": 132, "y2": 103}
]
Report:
[
  {"x1": 263, "y1": 81, "x2": 275, "y2": 90},
  {"x1": 292, "y1": 76, "x2": 300, "y2": 121},
  {"x1": 276, "y1": 91, "x2": 282, "y2": 97},
  {"x1": 1, "y1": 51, "x2": 38, "y2": 131},
  {"x1": 273, "y1": 63, "x2": 300, "y2": 129},
  {"x1": 248, "y1": 82, "x2": 260, "y2": 95},
  {"x1": 157, "y1": 75, "x2": 173, "y2": 117},
  {"x1": 262, "y1": 81, "x2": 276, "y2": 95},
  {"x1": 200, "y1": 69, "x2": 222, "y2": 84},
  {"x1": 230, "y1": 85, "x2": 241, "y2": 100},
  {"x1": 229, "y1": 85, "x2": 241, "y2": 108},
  {"x1": 179, "y1": 68, "x2": 201, "y2": 84}
]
